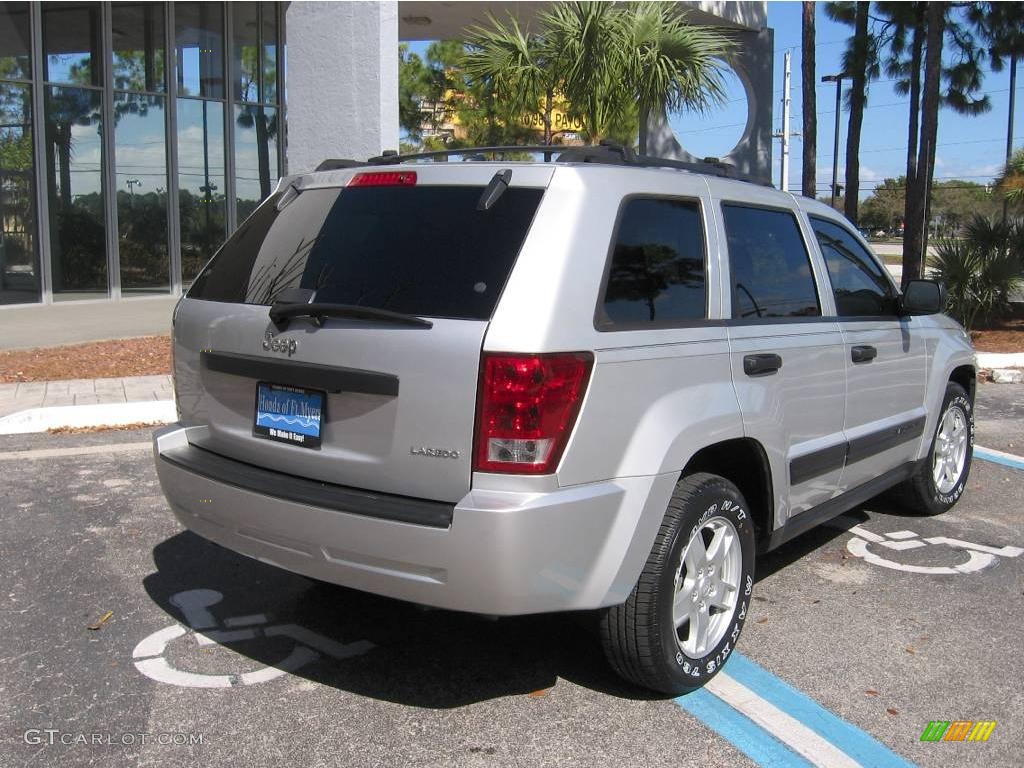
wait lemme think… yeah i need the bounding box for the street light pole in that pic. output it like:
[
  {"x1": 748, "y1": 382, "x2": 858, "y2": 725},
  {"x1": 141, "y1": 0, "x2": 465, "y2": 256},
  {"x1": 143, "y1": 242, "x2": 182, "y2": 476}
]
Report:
[{"x1": 822, "y1": 73, "x2": 844, "y2": 208}]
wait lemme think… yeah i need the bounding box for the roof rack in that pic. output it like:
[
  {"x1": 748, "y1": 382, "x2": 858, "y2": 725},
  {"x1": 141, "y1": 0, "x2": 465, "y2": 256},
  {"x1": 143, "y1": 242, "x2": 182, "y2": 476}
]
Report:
[{"x1": 314, "y1": 141, "x2": 771, "y2": 186}]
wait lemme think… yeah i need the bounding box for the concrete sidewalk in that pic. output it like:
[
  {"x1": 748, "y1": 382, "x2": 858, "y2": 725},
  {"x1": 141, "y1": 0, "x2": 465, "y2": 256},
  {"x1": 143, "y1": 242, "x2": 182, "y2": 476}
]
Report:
[
  {"x1": 0, "y1": 295, "x2": 178, "y2": 351},
  {"x1": 0, "y1": 375, "x2": 173, "y2": 419}
]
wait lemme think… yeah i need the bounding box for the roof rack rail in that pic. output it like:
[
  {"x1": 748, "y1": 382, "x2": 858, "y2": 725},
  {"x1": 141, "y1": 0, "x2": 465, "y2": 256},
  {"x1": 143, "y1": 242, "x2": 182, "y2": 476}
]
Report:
[
  {"x1": 317, "y1": 143, "x2": 771, "y2": 186},
  {"x1": 314, "y1": 158, "x2": 365, "y2": 171}
]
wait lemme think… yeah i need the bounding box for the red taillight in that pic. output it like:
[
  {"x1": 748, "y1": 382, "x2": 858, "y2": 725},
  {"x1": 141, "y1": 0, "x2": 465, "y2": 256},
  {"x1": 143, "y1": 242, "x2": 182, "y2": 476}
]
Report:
[
  {"x1": 474, "y1": 352, "x2": 593, "y2": 475},
  {"x1": 347, "y1": 170, "x2": 417, "y2": 187}
]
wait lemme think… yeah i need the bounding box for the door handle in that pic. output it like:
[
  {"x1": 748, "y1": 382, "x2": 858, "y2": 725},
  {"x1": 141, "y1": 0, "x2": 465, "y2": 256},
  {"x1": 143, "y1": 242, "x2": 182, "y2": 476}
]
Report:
[
  {"x1": 743, "y1": 353, "x2": 783, "y2": 376},
  {"x1": 851, "y1": 345, "x2": 878, "y2": 363}
]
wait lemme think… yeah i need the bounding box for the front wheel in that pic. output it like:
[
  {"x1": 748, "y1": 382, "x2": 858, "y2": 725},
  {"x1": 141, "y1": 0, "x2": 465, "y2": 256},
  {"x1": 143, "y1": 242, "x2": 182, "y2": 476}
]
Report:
[
  {"x1": 896, "y1": 381, "x2": 974, "y2": 515},
  {"x1": 600, "y1": 472, "x2": 755, "y2": 694}
]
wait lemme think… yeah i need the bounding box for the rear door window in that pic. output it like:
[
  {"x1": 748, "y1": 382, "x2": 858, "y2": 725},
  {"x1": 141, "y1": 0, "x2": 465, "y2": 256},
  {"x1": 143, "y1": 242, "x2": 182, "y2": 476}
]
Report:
[
  {"x1": 722, "y1": 203, "x2": 821, "y2": 319},
  {"x1": 597, "y1": 197, "x2": 706, "y2": 328},
  {"x1": 809, "y1": 216, "x2": 898, "y2": 317},
  {"x1": 188, "y1": 184, "x2": 544, "y2": 320}
]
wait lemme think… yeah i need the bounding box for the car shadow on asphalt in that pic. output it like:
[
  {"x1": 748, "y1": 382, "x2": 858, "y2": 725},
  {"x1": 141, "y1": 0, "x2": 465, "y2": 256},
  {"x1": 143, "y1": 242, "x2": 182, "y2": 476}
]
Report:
[
  {"x1": 142, "y1": 497, "x2": 907, "y2": 707},
  {"x1": 143, "y1": 531, "x2": 657, "y2": 707},
  {"x1": 754, "y1": 494, "x2": 912, "y2": 581}
]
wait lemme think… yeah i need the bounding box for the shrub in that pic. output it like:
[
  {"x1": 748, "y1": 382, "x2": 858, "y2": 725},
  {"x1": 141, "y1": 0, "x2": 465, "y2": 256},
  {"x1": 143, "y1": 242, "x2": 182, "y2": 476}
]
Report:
[{"x1": 929, "y1": 215, "x2": 1023, "y2": 331}]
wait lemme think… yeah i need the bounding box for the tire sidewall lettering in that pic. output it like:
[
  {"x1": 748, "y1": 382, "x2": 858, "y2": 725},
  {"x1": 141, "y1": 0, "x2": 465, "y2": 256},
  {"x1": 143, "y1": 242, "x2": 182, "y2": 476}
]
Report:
[
  {"x1": 668, "y1": 486, "x2": 753, "y2": 685},
  {"x1": 932, "y1": 394, "x2": 974, "y2": 507}
]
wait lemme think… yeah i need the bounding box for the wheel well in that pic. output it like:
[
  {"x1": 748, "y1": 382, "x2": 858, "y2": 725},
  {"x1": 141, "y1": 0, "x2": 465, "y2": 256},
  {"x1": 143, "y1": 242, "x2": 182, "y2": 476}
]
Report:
[
  {"x1": 949, "y1": 365, "x2": 976, "y2": 403},
  {"x1": 682, "y1": 438, "x2": 774, "y2": 544}
]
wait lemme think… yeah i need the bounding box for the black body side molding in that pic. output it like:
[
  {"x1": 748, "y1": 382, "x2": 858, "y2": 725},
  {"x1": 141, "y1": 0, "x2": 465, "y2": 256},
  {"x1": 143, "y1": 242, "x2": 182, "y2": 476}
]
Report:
[
  {"x1": 160, "y1": 444, "x2": 454, "y2": 528},
  {"x1": 762, "y1": 461, "x2": 917, "y2": 552}
]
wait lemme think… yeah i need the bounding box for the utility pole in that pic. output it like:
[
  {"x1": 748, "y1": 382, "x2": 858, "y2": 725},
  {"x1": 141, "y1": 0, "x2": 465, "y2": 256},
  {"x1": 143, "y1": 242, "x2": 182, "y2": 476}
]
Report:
[{"x1": 773, "y1": 50, "x2": 795, "y2": 191}]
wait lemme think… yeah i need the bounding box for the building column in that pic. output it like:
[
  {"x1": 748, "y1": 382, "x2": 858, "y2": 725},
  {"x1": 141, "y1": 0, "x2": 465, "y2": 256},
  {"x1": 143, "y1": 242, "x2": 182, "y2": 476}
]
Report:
[{"x1": 284, "y1": 1, "x2": 399, "y2": 173}]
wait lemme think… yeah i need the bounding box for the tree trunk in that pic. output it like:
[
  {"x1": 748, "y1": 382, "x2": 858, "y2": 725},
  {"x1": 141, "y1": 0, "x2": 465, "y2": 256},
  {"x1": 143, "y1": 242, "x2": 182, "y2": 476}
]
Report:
[
  {"x1": 638, "y1": 103, "x2": 649, "y2": 155},
  {"x1": 801, "y1": 1, "x2": 816, "y2": 198},
  {"x1": 255, "y1": 108, "x2": 271, "y2": 200},
  {"x1": 902, "y1": 9, "x2": 924, "y2": 236},
  {"x1": 543, "y1": 88, "x2": 553, "y2": 145},
  {"x1": 844, "y1": 2, "x2": 870, "y2": 225},
  {"x1": 57, "y1": 128, "x2": 73, "y2": 210},
  {"x1": 903, "y1": 2, "x2": 945, "y2": 288}
]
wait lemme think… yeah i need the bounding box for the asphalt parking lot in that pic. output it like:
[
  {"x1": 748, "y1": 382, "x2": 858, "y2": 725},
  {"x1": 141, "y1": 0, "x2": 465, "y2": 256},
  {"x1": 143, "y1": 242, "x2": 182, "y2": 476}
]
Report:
[{"x1": 2, "y1": 384, "x2": 1022, "y2": 768}]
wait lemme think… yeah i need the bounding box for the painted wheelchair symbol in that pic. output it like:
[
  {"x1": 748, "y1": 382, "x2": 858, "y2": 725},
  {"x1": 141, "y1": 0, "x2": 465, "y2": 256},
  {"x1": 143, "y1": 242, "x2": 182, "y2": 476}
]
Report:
[
  {"x1": 133, "y1": 589, "x2": 374, "y2": 688},
  {"x1": 835, "y1": 518, "x2": 1024, "y2": 575}
]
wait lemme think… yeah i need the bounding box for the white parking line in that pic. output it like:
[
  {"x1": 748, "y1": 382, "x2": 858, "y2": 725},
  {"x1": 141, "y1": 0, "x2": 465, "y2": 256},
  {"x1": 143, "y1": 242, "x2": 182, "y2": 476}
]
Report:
[
  {"x1": 705, "y1": 674, "x2": 861, "y2": 768},
  {"x1": 0, "y1": 441, "x2": 151, "y2": 461}
]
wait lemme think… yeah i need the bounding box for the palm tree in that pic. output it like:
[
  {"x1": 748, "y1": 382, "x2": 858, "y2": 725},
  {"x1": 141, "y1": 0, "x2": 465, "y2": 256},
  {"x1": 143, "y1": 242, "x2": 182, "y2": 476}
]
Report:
[
  {"x1": 995, "y1": 147, "x2": 1024, "y2": 205},
  {"x1": 877, "y1": 2, "x2": 927, "y2": 240},
  {"x1": 463, "y1": 15, "x2": 566, "y2": 145},
  {"x1": 530, "y1": 1, "x2": 626, "y2": 145},
  {"x1": 884, "y1": 3, "x2": 991, "y2": 285},
  {"x1": 801, "y1": 2, "x2": 816, "y2": 199},
  {"x1": 622, "y1": 2, "x2": 733, "y2": 154},
  {"x1": 464, "y1": 1, "x2": 731, "y2": 150},
  {"x1": 826, "y1": 2, "x2": 878, "y2": 225}
]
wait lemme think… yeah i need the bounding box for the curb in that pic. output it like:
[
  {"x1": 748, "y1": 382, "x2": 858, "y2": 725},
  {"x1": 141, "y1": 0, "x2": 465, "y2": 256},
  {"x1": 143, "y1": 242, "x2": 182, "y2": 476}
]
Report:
[
  {"x1": 0, "y1": 400, "x2": 176, "y2": 435},
  {"x1": 976, "y1": 352, "x2": 1024, "y2": 370}
]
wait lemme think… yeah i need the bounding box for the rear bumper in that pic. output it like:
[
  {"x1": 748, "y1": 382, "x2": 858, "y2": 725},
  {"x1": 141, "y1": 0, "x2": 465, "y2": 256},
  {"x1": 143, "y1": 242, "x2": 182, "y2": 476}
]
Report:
[{"x1": 153, "y1": 425, "x2": 677, "y2": 615}]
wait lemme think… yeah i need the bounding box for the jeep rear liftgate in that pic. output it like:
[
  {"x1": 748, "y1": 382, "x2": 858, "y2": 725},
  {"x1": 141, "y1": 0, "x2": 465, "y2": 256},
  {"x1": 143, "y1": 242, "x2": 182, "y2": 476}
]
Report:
[{"x1": 172, "y1": 181, "x2": 545, "y2": 504}]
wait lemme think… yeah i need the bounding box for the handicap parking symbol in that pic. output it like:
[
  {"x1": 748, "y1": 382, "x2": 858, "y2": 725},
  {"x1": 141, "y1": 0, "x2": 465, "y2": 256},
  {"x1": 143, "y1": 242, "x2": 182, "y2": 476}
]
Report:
[
  {"x1": 837, "y1": 519, "x2": 1024, "y2": 575},
  {"x1": 133, "y1": 589, "x2": 374, "y2": 688}
]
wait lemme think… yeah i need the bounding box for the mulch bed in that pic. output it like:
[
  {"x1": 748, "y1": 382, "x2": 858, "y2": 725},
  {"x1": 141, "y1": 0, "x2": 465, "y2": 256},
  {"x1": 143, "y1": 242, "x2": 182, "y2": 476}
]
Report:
[
  {"x1": 48, "y1": 422, "x2": 166, "y2": 435},
  {"x1": 0, "y1": 335, "x2": 172, "y2": 384},
  {"x1": 971, "y1": 318, "x2": 1024, "y2": 354}
]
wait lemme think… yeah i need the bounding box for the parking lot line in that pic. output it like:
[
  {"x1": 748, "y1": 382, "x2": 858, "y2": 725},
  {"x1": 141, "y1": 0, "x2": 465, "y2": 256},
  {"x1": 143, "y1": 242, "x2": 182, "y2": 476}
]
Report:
[
  {"x1": 676, "y1": 685, "x2": 815, "y2": 767},
  {"x1": 0, "y1": 441, "x2": 151, "y2": 461},
  {"x1": 677, "y1": 652, "x2": 916, "y2": 768},
  {"x1": 973, "y1": 446, "x2": 1024, "y2": 471}
]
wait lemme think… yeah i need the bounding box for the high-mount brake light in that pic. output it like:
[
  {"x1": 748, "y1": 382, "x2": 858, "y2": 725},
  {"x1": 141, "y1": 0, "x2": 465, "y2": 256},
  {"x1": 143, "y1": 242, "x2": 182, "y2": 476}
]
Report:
[
  {"x1": 474, "y1": 352, "x2": 593, "y2": 475},
  {"x1": 347, "y1": 171, "x2": 417, "y2": 187}
]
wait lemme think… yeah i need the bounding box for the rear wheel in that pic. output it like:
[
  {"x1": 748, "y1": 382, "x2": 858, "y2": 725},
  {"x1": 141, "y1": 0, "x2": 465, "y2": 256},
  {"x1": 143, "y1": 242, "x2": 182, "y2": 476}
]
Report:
[
  {"x1": 896, "y1": 381, "x2": 974, "y2": 515},
  {"x1": 600, "y1": 472, "x2": 755, "y2": 694}
]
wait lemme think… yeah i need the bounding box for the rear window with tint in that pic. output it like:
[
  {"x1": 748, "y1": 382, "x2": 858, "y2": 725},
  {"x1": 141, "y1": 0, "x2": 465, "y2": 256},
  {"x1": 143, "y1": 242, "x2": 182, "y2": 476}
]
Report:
[
  {"x1": 188, "y1": 185, "x2": 544, "y2": 320},
  {"x1": 598, "y1": 197, "x2": 706, "y2": 328}
]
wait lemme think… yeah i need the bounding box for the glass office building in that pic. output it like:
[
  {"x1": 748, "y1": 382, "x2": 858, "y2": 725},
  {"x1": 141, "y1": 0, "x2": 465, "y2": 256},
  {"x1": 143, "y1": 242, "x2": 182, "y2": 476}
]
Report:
[{"x1": 0, "y1": 1, "x2": 285, "y2": 305}]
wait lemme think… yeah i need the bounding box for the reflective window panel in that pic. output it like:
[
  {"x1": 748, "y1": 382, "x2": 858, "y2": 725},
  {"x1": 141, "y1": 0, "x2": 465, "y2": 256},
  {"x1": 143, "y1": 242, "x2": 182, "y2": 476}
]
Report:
[
  {"x1": 0, "y1": 81, "x2": 39, "y2": 304},
  {"x1": 261, "y1": 2, "x2": 278, "y2": 104},
  {"x1": 234, "y1": 103, "x2": 277, "y2": 220},
  {"x1": 115, "y1": 92, "x2": 169, "y2": 293},
  {"x1": 43, "y1": 2, "x2": 103, "y2": 87},
  {"x1": 232, "y1": 2, "x2": 277, "y2": 104},
  {"x1": 45, "y1": 85, "x2": 107, "y2": 299},
  {"x1": 112, "y1": 2, "x2": 166, "y2": 93},
  {"x1": 175, "y1": 2, "x2": 224, "y2": 99},
  {"x1": 0, "y1": 2, "x2": 32, "y2": 81},
  {"x1": 177, "y1": 97, "x2": 225, "y2": 282}
]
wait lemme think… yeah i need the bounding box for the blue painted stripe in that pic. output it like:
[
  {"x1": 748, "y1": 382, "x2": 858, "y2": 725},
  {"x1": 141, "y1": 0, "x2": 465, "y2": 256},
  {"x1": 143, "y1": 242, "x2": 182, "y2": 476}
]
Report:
[
  {"x1": 724, "y1": 652, "x2": 916, "y2": 768},
  {"x1": 675, "y1": 686, "x2": 814, "y2": 768},
  {"x1": 973, "y1": 446, "x2": 1024, "y2": 471}
]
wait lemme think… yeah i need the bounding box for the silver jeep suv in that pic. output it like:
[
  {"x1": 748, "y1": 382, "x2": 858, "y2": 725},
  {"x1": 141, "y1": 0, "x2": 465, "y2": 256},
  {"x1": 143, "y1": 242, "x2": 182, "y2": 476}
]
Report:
[{"x1": 154, "y1": 145, "x2": 976, "y2": 694}]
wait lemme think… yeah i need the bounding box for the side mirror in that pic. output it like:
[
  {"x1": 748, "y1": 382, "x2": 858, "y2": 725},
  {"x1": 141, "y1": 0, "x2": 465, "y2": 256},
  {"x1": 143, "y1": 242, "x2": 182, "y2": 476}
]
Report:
[{"x1": 900, "y1": 279, "x2": 944, "y2": 315}]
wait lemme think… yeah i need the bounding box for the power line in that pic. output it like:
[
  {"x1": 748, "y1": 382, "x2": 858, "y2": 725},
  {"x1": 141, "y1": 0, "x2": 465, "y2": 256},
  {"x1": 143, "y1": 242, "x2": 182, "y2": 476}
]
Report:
[{"x1": 676, "y1": 84, "x2": 1024, "y2": 135}]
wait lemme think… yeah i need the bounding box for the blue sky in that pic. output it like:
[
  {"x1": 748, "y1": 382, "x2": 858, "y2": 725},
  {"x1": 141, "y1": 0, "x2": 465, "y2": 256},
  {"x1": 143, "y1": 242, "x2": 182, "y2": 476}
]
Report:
[
  {"x1": 409, "y1": 1, "x2": 1021, "y2": 198},
  {"x1": 671, "y1": 1, "x2": 1022, "y2": 196}
]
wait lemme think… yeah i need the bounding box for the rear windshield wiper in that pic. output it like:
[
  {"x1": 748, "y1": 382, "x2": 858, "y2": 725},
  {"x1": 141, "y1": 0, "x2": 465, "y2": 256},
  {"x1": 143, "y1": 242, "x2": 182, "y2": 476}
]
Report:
[{"x1": 269, "y1": 302, "x2": 433, "y2": 329}]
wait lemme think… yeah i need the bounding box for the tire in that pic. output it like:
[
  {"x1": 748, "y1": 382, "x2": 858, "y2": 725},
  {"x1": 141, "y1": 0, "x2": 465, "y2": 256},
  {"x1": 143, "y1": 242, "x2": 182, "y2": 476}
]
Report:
[
  {"x1": 599, "y1": 472, "x2": 756, "y2": 694},
  {"x1": 895, "y1": 381, "x2": 974, "y2": 516}
]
